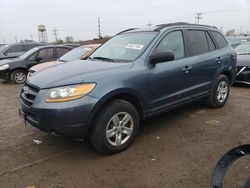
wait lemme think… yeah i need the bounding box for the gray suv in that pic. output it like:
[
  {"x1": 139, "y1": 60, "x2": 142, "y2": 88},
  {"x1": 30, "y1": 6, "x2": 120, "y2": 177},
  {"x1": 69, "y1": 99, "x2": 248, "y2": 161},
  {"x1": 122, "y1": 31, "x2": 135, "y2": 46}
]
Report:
[
  {"x1": 0, "y1": 42, "x2": 45, "y2": 60},
  {"x1": 20, "y1": 23, "x2": 237, "y2": 154}
]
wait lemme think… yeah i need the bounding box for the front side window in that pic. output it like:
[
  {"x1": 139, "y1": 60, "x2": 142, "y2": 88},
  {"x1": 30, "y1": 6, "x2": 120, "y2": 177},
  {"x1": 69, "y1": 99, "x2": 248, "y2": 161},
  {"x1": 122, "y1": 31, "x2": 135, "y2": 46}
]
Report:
[
  {"x1": 37, "y1": 48, "x2": 54, "y2": 60},
  {"x1": 154, "y1": 31, "x2": 185, "y2": 60},
  {"x1": 90, "y1": 32, "x2": 158, "y2": 62},
  {"x1": 211, "y1": 31, "x2": 228, "y2": 49},
  {"x1": 188, "y1": 30, "x2": 210, "y2": 56}
]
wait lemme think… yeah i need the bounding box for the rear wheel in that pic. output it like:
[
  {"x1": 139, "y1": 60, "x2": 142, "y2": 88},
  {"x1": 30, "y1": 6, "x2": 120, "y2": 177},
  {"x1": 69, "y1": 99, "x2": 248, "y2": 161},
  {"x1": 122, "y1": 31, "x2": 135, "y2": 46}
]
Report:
[
  {"x1": 11, "y1": 70, "x2": 27, "y2": 84},
  {"x1": 90, "y1": 99, "x2": 139, "y2": 154},
  {"x1": 206, "y1": 75, "x2": 230, "y2": 108}
]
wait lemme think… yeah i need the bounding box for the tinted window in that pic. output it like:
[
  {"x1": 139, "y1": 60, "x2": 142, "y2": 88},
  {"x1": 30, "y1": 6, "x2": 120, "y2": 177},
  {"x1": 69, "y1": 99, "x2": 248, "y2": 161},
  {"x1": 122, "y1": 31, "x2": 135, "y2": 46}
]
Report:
[
  {"x1": 22, "y1": 44, "x2": 37, "y2": 51},
  {"x1": 154, "y1": 31, "x2": 185, "y2": 60},
  {"x1": 56, "y1": 48, "x2": 71, "y2": 57},
  {"x1": 188, "y1": 30, "x2": 210, "y2": 56},
  {"x1": 37, "y1": 48, "x2": 54, "y2": 60},
  {"x1": 211, "y1": 31, "x2": 228, "y2": 49},
  {"x1": 206, "y1": 32, "x2": 216, "y2": 51},
  {"x1": 6, "y1": 45, "x2": 23, "y2": 53}
]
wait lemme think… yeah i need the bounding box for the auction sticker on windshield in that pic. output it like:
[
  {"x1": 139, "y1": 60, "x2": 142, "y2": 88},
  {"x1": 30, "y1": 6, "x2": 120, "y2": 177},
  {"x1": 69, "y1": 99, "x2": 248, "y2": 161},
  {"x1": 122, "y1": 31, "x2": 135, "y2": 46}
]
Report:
[{"x1": 126, "y1": 44, "x2": 144, "y2": 50}]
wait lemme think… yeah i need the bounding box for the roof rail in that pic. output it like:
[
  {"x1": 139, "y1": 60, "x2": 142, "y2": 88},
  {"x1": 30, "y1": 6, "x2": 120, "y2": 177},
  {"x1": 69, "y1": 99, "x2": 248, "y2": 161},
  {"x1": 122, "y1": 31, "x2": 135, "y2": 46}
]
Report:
[
  {"x1": 116, "y1": 28, "x2": 138, "y2": 35},
  {"x1": 154, "y1": 22, "x2": 217, "y2": 31}
]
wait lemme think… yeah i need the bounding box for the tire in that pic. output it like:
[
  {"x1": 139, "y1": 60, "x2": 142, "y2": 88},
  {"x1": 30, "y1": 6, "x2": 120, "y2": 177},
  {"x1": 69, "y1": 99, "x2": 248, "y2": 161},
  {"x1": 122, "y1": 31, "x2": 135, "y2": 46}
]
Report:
[
  {"x1": 90, "y1": 99, "x2": 139, "y2": 155},
  {"x1": 11, "y1": 70, "x2": 27, "y2": 84},
  {"x1": 206, "y1": 75, "x2": 230, "y2": 108}
]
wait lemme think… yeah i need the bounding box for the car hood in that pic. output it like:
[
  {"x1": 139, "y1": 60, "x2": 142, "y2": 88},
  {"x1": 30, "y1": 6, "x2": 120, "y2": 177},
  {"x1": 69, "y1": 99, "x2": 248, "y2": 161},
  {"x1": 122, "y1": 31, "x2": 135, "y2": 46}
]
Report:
[
  {"x1": 27, "y1": 60, "x2": 133, "y2": 89},
  {"x1": 237, "y1": 55, "x2": 250, "y2": 66},
  {"x1": 30, "y1": 60, "x2": 60, "y2": 72},
  {"x1": 0, "y1": 58, "x2": 20, "y2": 66}
]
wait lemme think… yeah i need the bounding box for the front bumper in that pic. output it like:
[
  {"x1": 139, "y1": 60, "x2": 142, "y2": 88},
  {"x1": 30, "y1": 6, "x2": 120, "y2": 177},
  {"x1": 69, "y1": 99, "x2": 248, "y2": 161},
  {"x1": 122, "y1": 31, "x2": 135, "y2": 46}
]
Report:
[
  {"x1": 20, "y1": 88, "x2": 99, "y2": 138},
  {"x1": 235, "y1": 66, "x2": 250, "y2": 84},
  {"x1": 0, "y1": 70, "x2": 10, "y2": 80}
]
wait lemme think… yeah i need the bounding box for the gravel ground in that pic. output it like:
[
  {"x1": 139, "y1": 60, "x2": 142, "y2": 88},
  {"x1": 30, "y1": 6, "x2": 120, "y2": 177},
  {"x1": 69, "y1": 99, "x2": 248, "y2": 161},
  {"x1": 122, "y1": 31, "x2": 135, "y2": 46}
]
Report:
[{"x1": 0, "y1": 80, "x2": 249, "y2": 188}]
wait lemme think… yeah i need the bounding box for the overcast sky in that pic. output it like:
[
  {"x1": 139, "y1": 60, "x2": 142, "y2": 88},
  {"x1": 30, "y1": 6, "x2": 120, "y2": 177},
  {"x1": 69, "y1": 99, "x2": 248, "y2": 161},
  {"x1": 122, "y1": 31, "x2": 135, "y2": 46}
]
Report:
[{"x1": 0, "y1": 0, "x2": 250, "y2": 43}]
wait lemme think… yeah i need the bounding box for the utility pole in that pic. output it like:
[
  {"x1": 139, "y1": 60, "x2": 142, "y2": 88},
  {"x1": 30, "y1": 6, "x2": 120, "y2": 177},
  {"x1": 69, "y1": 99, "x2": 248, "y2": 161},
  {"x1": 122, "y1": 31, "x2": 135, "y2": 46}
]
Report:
[
  {"x1": 52, "y1": 27, "x2": 58, "y2": 43},
  {"x1": 30, "y1": 34, "x2": 33, "y2": 41},
  {"x1": 195, "y1": 12, "x2": 202, "y2": 24},
  {"x1": 98, "y1": 17, "x2": 102, "y2": 39},
  {"x1": 14, "y1": 36, "x2": 18, "y2": 43},
  {"x1": 2, "y1": 39, "x2": 5, "y2": 44},
  {"x1": 147, "y1": 21, "x2": 152, "y2": 28}
]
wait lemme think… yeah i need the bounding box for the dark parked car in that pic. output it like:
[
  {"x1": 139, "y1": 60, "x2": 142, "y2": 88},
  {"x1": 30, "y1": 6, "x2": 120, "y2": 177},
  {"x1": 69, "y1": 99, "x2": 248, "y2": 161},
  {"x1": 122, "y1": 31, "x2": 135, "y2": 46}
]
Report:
[
  {"x1": 234, "y1": 42, "x2": 250, "y2": 84},
  {"x1": 0, "y1": 42, "x2": 45, "y2": 60},
  {"x1": 0, "y1": 45, "x2": 72, "y2": 84},
  {"x1": 20, "y1": 23, "x2": 237, "y2": 154}
]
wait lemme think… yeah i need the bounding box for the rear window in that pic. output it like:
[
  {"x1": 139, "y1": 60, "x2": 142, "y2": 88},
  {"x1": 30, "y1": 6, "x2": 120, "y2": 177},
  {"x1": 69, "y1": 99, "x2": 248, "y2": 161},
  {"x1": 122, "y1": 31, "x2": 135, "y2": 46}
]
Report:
[
  {"x1": 188, "y1": 30, "x2": 210, "y2": 56},
  {"x1": 211, "y1": 31, "x2": 228, "y2": 49}
]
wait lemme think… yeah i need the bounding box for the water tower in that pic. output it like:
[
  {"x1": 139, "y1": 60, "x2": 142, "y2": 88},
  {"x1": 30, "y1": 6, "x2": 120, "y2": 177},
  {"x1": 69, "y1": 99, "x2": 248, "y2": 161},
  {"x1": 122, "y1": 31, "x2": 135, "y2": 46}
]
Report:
[{"x1": 38, "y1": 25, "x2": 48, "y2": 43}]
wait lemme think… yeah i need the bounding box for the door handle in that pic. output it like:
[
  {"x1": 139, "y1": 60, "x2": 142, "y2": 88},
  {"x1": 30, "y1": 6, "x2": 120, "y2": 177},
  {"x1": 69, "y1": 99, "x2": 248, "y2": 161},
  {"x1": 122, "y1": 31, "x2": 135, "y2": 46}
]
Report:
[
  {"x1": 216, "y1": 57, "x2": 224, "y2": 63},
  {"x1": 182, "y1": 65, "x2": 192, "y2": 73}
]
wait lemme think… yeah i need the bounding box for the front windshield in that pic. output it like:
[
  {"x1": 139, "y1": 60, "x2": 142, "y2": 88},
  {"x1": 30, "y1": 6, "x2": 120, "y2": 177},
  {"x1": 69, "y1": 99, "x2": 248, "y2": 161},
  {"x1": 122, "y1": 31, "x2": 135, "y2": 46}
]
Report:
[
  {"x1": 0, "y1": 44, "x2": 9, "y2": 52},
  {"x1": 19, "y1": 47, "x2": 39, "y2": 59},
  {"x1": 90, "y1": 32, "x2": 158, "y2": 62},
  {"x1": 59, "y1": 46, "x2": 92, "y2": 62},
  {"x1": 235, "y1": 43, "x2": 250, "y2": 55}
]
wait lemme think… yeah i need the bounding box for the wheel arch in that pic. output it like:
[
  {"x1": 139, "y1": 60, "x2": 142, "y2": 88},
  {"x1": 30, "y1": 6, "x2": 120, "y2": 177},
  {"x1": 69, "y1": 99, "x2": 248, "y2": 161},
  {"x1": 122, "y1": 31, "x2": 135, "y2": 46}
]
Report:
[{"x1": 86, "y1": 89, "x2": 145, "y2": 136}]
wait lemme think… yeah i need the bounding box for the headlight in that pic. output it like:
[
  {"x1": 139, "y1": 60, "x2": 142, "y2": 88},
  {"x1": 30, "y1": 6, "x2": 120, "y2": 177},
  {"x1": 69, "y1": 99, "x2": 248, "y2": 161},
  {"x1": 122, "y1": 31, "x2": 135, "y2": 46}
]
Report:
[
  {"x1": 46, "y1": 83, "x2": 96, "y2": 103},
  {"x1": 0, "y1": 64, "x2": 9, "y2": 71}
]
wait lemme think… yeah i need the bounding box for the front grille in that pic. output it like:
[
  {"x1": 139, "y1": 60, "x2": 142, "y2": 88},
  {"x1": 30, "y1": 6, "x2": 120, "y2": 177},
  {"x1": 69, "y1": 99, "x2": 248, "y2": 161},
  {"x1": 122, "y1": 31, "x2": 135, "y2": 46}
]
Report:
[{"x1": 20, "y1": 83, "x2": 39, "y2": 106}]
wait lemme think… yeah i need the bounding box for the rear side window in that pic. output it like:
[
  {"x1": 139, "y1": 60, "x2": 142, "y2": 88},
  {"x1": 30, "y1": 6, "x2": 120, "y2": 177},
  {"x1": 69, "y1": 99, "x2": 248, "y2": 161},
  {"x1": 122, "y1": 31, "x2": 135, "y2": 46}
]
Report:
[
  {"x1": 154, "y1": 31, "x2": 185, "y2": 60},
  {"x1": 206, "y1": 32, "x2": 216, "y2": 51},
  {"x1": 56, "y1": 48, "x2": 71, "y2": 57},
  {"x1": 187, "y1": 30, "x2": 210, "y2": 56},
  {"x1": 37, "y1": 48, "x2": 54, "y2": 60},
  {"x1": 211, "y1": 31, "x2": 228, "y2": 49},
  {"x1": 5, "y1": 45, "x2": 22, "y2": 53}
]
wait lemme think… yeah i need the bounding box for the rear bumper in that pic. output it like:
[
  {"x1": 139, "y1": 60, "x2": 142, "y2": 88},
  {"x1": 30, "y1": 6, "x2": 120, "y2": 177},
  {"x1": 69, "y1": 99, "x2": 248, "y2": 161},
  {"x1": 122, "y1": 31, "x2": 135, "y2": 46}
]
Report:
[{"x1": 20, "y1": 94, "x2": 99, "y2": 139}]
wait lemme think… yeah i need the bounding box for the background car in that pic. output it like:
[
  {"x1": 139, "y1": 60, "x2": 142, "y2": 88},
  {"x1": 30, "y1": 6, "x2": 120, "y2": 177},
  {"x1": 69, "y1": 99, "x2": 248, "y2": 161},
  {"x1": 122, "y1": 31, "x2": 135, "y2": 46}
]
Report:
[
  {"x1": 234, "y1": 42, "x2": 250, "y2": 84},
  {"x1": 60, "y1": 43, "x2": 81, "y2": 48},
  {"x1": 0, "y1": 42, "x2": 46, "y2": 60},
  {"x1": 0, "y1": 45, "x2": 72, "y2": 84},
  {"x1": 28, "y1": 44, "x2": 100, "y2": 77}
]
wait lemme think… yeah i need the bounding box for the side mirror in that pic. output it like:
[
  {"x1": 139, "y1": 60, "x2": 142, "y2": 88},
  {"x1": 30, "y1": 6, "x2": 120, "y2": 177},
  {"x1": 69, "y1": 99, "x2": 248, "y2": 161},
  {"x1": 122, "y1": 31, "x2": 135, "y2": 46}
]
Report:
[
  {"x1": 36, "y1": 57, "x2": 43, "y2": 62},
  {"x1": 150, "y1": 52, "x2": 175, "y2": 64}
]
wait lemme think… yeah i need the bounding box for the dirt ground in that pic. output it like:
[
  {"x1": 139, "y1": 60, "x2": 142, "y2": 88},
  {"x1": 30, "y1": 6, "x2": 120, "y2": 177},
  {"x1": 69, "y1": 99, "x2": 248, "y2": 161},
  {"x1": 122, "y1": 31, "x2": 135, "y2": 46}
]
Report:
[{"x1": 0, "y1": 80, "x2": 249, "y2": 188}]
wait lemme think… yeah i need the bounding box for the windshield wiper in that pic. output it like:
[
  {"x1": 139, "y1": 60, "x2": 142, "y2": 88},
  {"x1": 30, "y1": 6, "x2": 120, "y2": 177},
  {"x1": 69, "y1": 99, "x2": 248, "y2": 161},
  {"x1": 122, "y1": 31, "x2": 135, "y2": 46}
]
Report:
[
  {"x1": 239, "y1": 53, "x2": 250, "y2": 55},
  {"x1": 92, "y1": 56, "x2": 114, "y2": 62},
  {"x1": 59, "y1": 59, "x2": 67, "y2": 62}
]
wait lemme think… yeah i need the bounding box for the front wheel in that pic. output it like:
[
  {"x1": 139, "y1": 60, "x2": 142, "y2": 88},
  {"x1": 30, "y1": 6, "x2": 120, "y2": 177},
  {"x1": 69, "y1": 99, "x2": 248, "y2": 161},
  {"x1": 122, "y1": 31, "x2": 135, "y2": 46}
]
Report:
[
  {"x1": 206, "y1": 75, "x2": 230, "y2": 108},
  {"x1": 10, "y1": 70, "x2": 27, "y2": 84},
  {"x1": 90, "y1": 100, "x2": 139, "y2": 155}
]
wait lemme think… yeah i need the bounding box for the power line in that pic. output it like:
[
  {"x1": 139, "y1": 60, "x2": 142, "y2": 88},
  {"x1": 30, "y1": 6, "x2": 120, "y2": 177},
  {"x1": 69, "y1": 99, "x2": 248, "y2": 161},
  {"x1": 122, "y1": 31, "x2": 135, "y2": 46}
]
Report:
[{"x1": 52, "y1": 27, "x2": 58, "y2": 42}]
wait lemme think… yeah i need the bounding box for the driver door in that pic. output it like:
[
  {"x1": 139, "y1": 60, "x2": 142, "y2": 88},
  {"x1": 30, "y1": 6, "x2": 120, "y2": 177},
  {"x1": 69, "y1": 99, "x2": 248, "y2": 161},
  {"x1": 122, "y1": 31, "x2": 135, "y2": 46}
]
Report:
[{"x1": 147, "y1": 30, "x2": 192, "y2": 112}]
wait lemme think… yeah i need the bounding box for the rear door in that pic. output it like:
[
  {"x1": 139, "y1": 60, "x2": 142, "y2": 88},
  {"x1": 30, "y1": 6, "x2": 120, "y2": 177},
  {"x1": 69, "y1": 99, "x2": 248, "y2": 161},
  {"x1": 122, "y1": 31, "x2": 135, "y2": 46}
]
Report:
[
  {"x1": 182, "y1": 29, "x2": 221, "y2": 98},
  {"x1": 55, "y1": 47, "x2": 71, "y2": 58}
]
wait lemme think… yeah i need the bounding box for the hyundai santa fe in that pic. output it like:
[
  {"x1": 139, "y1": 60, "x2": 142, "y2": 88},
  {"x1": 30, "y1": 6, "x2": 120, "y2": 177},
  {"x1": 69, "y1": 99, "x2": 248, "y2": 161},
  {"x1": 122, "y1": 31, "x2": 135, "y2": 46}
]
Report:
[{"x1": 20, "y1": 23, "x2": 237, "y2": 154}]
